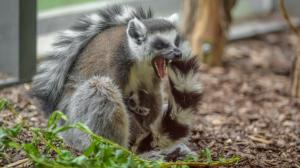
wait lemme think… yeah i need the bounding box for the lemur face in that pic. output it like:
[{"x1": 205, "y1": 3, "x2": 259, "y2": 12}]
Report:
[
  {"x1": 127, "y1": 14, "x2": 186, "y2": 79},
  {"x1": 149, "y1": 30, "x2": 182, "y2": 79}
]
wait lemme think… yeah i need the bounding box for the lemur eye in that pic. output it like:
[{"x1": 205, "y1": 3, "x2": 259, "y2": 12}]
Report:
[
  {"x1": 136, "y1": 35, "x2": 147, "y2": 45},
  {"x1": 175, "y1": 35, "x2": 180, "y2": 47},
  {"x1": 153, "y1": 39, "x2": 169, "y2": 50}
]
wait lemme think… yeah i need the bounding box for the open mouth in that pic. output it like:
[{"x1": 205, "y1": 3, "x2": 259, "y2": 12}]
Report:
[{"x1": 152, "y1": 56, "x2": 167, "y2": 79}]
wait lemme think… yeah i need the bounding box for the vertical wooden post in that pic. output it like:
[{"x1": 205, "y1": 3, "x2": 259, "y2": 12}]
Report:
[
  {"x1": 182, "y1": 0, "x2": 236, "y2": 66},
  {"x1": 291, "y1": 39, "x2": 300, "y2": 97},
  {"x1": 279, "y1": 0, "x2": 300, "y2": 97}
]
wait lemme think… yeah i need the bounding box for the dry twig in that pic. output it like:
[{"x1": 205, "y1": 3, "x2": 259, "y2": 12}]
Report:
[
  {"x1": 3, "y1": 158, "x2": 30, "y2": 168},
  {"x1": 279, "y1": 0, "x2": 300, "y2": 35}
]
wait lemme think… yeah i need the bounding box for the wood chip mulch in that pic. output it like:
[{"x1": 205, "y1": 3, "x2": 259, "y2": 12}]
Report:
[
  {"x1": 1, "y1": 31, "x2": 300, "y2": 167},
  {"x1": 191, "y1": 31, "x2": 300, "y2": 168}
]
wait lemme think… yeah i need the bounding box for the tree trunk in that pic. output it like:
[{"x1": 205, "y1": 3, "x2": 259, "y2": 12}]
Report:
[
  {"x1": 291, "y1": 36, "x2": 300, "y2": 97},
  {"x1": 182, "y1": 0, "x2": 236, "y2": 66},
  {"x1": 279, "y1": 0, "x2": 300, "y2": 97}
]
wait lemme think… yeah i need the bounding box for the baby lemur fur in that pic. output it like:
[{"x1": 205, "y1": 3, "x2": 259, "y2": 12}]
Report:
[{"x1": 31, "y1": 5, "x2": 202, "y2": 157}]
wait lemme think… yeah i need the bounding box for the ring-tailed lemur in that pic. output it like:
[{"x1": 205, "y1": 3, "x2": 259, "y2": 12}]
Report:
[{"x1": 32, "y1": 5, "x2": 202, "y2": 159}]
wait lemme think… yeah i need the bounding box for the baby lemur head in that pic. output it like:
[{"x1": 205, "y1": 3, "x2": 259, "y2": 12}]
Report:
[{"x1": 126, "y1": 14, "x2": 186, "y2": 79}]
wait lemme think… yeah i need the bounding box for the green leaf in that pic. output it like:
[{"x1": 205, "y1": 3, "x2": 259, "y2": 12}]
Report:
[
  {"x1": 202, "y1": 148, "x2": 212, "y2": 163},
  {"x1": 0, "y1": 98, "x2": 9, "y2": 111},
  {"x1": 0, "y1": 128, "x2": 8, "y2": 139},
  {"x1": 52, "y1": 125, "x2": 74, "y2": 134},
  {"x1": 74, "y1": 122, "x2": 94, "y2": 136},
  {"x1": 183, "y1": 154, "x2": 198, "y2": 162},
  {"x1": 71, "y1": 155, "x2": 88, "y2": 165},
  {"x1": 0, "y1": 124, "x2": 22, "y2": 151},
  {"x1": 0, "y1": 98, "x2": 15, "y2": 114},
  {"x1": 23, "y1": 143, "x2": 41, "y2": 158},
  {"x1": 47, "y1": 111, "x2": 68, "y2": 128},
  {"x1": 83, "y1": 140, "x2": 97, "y2": 157},
  {"x1": 218, "y1": 155, "x2": 226, "y2": 163},
  {"x1": 8, "y1": 124, "x2": 22, "y2": 137},
  {"x1": 7, "y1": 141, "x2": 20, "y2": 149}
]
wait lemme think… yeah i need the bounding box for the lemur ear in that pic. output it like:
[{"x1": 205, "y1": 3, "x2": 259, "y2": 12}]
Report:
[
  {"x1": 166, "y1": 13, "x2": 179, "y2": 25},
  {"x1": 127, "y1": 18, "x2": 147, "y2": 41}
]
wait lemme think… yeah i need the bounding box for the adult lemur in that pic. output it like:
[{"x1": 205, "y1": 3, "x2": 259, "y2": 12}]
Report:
[{"x1": 32, "y1": 5, "x2": 202, "y2": 158}]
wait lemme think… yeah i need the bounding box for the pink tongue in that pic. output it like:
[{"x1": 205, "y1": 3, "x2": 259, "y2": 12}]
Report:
[{"x1": 154, "y1": 57, "x2": 166, "y2": 79}]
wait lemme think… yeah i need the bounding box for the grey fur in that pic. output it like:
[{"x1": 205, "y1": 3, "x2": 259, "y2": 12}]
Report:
[
  {"x1": 142, "y1": 19, "x2": 176, "y2": 33},
  {"x1": 31, "y1": 4, "x2": 202, "y2": 158},
  {"x1": 61, "y1": 76, "x2": 129, "y2": 149},
  {"x1": 31, "y1": 5, "x2": 152, "y2": 115}
]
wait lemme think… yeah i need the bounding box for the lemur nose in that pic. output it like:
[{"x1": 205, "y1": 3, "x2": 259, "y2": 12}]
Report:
[{"x1": 173, "y1": 48, "x2": 182, "y2": 59}]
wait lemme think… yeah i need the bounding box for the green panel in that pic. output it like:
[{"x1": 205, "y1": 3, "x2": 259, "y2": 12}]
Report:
[
  {"x1": 19, "y1": 0, "x2": 37, "y2": 83},
  {"x1": 38, "y1": 0, "x2": 97, "y2": 11}
]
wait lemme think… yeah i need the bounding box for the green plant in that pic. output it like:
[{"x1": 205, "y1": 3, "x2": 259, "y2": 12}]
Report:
[
  {"x1": 0, "y1": 98, "x2": 240, "y2": 167},
  {"x1": 0, "y1": 124, "x2": 22, "y2": 152},
  {"x1": 38, "y1": 0, "x2": 97, "y2": 11}
]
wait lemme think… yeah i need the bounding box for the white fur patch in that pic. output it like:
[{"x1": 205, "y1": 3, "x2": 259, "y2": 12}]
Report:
[
  {"x1": 168, "y1": 67, "x2": 202, "y2": 93},
  {"x1": 179, "y1": 40, "x2": 193, "y2": 60},
  {"x1": 54, "y1": 44, "x2": 71, "y2": 54},
  {"x1": 127, "y1": 37, "x2": 149, "y2": 61},
  {"x1": 169, "y1": 100, "x2": 195, "y2": 125},
  {"x1": 88, "y1": 13, "x2": 101, "y2": 23},
  {"x1": 115, "y1": 6, "x2": 135, "y2": 22},
  {"x1": 127, "y1": 18, "x2": 149, "y2": 61},
  {"x1": 62, "y1": 30, "x2": 81, "y2": 38},
  {"x1": 37, "y1": 60, "x2": 55, "y2": 72},
  {"x1": 165, "y1": 13, "x2": 179, "y2": 25}
]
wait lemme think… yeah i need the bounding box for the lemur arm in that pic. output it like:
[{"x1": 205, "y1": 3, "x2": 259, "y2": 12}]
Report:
[{"x1": 133, "y1": 57, "x2": 202, "y2": 154}]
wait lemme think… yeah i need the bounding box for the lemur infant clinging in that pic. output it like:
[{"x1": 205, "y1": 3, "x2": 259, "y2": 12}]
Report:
[{"x1": 32, "y1": 5, "x2": 202, "y2": 158}]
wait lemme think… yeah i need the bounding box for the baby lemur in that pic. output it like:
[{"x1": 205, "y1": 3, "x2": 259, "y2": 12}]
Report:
[{"x1": 32, "y1": 5, "x2": 202, "y2": 157}]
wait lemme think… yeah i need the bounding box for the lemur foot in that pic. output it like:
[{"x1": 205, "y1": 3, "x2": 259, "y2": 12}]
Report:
[
  {"x1": 140, "y1": 143, "x2": 196, "y2": 161},
  {"x1": 164, "y1": 144, "x2": 197, "y2": 161}
]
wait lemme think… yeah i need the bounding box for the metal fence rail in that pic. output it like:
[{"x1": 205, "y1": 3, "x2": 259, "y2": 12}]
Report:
[{"x1": 0, "y1": 0, "x2": 36, "y2": 89}]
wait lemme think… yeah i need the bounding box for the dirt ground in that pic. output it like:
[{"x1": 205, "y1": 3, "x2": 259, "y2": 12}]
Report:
[{"x1": 1, "y1": 31, "x2": 300, "y2": 167}]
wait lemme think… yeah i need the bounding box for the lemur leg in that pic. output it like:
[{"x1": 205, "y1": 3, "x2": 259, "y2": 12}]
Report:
[
  {"x1": 61, "y1": 76, "x2": 130, "y2": 150},
  {"x1": 133, "y1": 57, "x2": 202, "y2": 156}
]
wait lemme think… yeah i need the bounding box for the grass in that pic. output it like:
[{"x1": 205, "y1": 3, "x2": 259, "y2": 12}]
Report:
[
  {"x1": 38, "y1": 0, "x2": 98, "y2": 11},
  {"x1": 0, "y1": 98, "x2": 240, "y2": 167}
]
